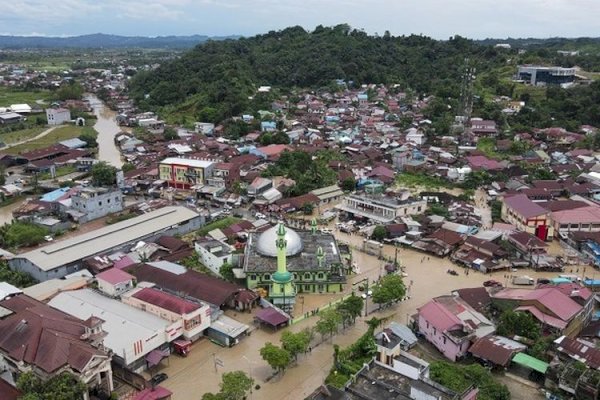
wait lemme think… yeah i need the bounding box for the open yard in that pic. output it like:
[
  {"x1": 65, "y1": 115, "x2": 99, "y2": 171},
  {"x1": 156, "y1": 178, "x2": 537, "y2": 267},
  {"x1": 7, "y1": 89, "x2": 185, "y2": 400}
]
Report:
[
  {"x1": 0, "y1": 87, "x2": 53, "y2": 106},
  {"x1": 0, "y1": 126, "x2": 48, "y2": 146},
  {"x1": 1, "y1": 125, "x2": 96, "y2": 155}
]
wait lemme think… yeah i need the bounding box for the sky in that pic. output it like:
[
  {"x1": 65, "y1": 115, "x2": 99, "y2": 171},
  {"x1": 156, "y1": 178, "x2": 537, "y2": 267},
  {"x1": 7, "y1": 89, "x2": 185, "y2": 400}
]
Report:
[{"x1": 0, "y1": 0, "x2": 599, "y2": 39}]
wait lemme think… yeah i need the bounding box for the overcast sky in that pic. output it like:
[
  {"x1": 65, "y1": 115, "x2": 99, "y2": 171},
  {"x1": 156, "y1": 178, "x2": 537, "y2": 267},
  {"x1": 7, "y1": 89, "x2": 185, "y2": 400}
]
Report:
[{"x1": 1, "y1": 0, "x2": 598, "y2": 39}]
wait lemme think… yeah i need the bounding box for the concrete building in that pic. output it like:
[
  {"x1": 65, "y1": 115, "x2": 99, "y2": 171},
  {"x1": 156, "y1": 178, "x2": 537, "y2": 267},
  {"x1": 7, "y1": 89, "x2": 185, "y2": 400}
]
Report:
[
  {"x1": 45, "y1": 108, "x2": 71, "y2": 125},
  {"x1": 8, "y1": 206, "x2": 203, "y2": 281},
  {"x1": 158, "y1": 158, "x2": 214, "y2": 189},
  {"x1": 517, "y1": 65, "x2": 576, "y2": 86},
  {"x1": 337, "y1": 193, "x2": 427, "y2": 223},
  {"x1": 194, "y1": 238, "x2": 234, "y2": 277},
  {"x1": 244, "y1": 221, "x2": 347, "y2": 305},
  {"x1": 49, "y1": 289, "x2": 178, "y2": 372},
  {"x1": 96, "y1": 268, "x2": 136, "y2": 297},
  {"x1": 501, "y1": 194, "x2": 553, "y2": 241},
  {"x1": 122, "y1": 286, "x2": 211, "y2": 342},
  {"x1": 69, "y1": 187, "x2": 124, "y2": 223},
  {"x1": 0, "y1": 295, "x2": 113, "y2": 398}
]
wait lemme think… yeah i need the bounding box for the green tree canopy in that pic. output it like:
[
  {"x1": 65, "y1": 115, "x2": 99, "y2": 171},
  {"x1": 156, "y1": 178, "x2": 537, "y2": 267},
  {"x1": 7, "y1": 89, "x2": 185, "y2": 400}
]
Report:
[
  {"x1": 496, "y1": 310, "x2": 541, "y2": 341},
  {"x1": 371, "y1": 225, "x2": 387, "y2": 242},
  {"x1": 281, "y1": 329, "x2": 311, "y2": 361},
  {"x1": 17, "y1": 372, "x2": 87, "y2": 400},
  {"x1": 371, "y1": 274, "x2": 406, "y2": 306},
  {"x1": 336, "y1": 294, "x2": 364, "y2": 326},
  {"x1": 90, "y1": 161, "x2": 117, "y2": 186},
  {"x1": 429, "y1": 361, "x2": 510, "y2": 400},
  {"x1": 219, "y1": 262, "x2": 235, "y2": 282},
  {"x1": 315, "y1": 308, "x2": 342, "y2": 340},
  {"x1": 78, "y1": 132, "x2": 98, "y2": 148},
  {"x1": 0, "y1": 221, "x2": 49, "y2": 248},
  {"x1": 260, "y1": 342, "x2": 291, "y2": 374}
]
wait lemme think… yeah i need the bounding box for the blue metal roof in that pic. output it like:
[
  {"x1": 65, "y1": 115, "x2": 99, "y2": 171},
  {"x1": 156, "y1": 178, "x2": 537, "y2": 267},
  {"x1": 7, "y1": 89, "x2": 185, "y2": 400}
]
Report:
[{"x1": 40, "y1": 187, "x2": 70, "y2": 202}]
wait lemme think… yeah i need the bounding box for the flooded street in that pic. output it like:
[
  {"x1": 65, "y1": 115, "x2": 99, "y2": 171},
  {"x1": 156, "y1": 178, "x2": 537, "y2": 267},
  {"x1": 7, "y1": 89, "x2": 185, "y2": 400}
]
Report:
[
  {"x1": 0, "y1": 197, "x2": 27, "y2": 226},
  {"x1": 86, "y1": 94, "x2": 124, "y2": 168},
  {"x1": 159, "y1": 224, "x2": 572, "y2": 400}
]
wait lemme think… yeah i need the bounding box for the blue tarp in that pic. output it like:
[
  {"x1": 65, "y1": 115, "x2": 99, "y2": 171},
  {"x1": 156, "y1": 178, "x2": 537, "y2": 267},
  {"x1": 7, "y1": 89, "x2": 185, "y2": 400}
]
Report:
[{"x1": 40, "y1": 187, "x2": 70, "y2": 202}]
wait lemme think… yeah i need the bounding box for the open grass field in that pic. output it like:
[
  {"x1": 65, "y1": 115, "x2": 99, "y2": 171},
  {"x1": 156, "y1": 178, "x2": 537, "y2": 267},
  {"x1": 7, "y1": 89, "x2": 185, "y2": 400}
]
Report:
[
  {"x1": 0, "y1": 126, "x2": 48, "y2": 146},
  {"x1": 1, "y1": 125, "x2": 96, "y2": 155},
  {"x1": 0, "y1": 87, "x2": 53, "y2": 106}
]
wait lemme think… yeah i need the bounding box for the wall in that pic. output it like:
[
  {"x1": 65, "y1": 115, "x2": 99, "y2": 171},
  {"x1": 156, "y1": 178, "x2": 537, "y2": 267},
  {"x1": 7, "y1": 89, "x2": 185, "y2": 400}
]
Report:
[
  {"x1": 71, "y1": 189, "x2": 124, "y2": 223},
  {"x1": 98, "y1": 279, "x2": 133, "y2": 297},
  {"x1": 417, "y1": 314, "x2": 467, "y2": 361},
  {"x1": 194, "y1": 242, "x2": 232, "y2": 276}
]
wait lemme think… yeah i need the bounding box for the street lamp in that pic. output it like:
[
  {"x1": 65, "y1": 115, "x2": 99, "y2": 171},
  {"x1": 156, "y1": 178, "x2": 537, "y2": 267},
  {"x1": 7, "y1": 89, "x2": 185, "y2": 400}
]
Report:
[
  {"x1": 352, "y1": 277, "x2": 369, "y2": 317},
  {"x1": 242, "y1": 356, "x2": 256, "y2": 399}
]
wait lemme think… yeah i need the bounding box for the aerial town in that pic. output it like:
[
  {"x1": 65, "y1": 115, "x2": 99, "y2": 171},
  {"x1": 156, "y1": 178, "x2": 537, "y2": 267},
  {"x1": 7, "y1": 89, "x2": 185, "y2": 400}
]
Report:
[{"x1": 1, "y1": 18, "x2": 600, "y2": 400}]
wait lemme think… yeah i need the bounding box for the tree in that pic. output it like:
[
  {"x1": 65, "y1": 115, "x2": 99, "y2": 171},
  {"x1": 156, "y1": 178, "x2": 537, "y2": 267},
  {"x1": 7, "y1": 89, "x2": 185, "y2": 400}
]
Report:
[
  {"x1": 0, "y1": 221, "x2": 48, "y2": 248},
  {"x1": 0, "y1": 260, "x2": 36, "y2": 287},
  {"x1": 163, "y1": 126, "x2": 179, "y2": 141},
  {"x1": 496, "y1": 310, "x2": 541, "y2": 340},
  {"x1": 315, "y1": 309, "x2": 342, "y2": 340},
  {"x1": 302, "y1": 202, "x2": 314, "y2": 215},
  {"x1": 341, "y1": 177, "x2": 356, "y2": 192},
  {"x1": 336, "y1": 294, "x2": 364, "y2": 326},
  {"x1": 78, "y1": 132, "x2": 98, "y2": 148},
  {"x1": 280, "y1": 330, "x2": 311, "y2": 361},
  {"x1": 371, "y1": 225, "x2": 387, "y2": 242},
  {"x1": 219, "y1": 262, "x2": 235, "y2": 282},
  {"x1": 17, "y1": 372, "x2": 87, "y2": 400},
  {"x1": 371, "y1": 274, "x2": 405, "y2": 307},
  {"x1": 122, "y1": 162, "x2": 136, "y2": 173},
  {"x1": 260, "y1": 342, "x2": 291, "y2": 375},
  {"x1": 220, "y1": 371, "x2": 253, "y2": 400},
  {"x1": 429, "y1": 361, "x2": 510, "y2": 400},
  {"x1": 55, "y1": 82, "x2": 84, "y2": 100},
  {"x1": 90, "y1": 161, "x2": 117, "y2": 186}
]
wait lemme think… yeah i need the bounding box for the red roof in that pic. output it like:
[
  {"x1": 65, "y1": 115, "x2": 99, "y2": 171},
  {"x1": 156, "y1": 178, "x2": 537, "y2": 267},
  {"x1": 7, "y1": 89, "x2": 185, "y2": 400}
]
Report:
[
  {"x1": 503, "y1": 194, "x2": 548, "y2": 219},
  {"x1": 255, "y1": 307, "x2": 289, "y2": 327},
  {"x1": 0, "y1": 378, "x2": 21, "y2": 400},
  {"x1": 132, "y1": 386, "x2": 172, "y2": 400},
  {"x1": 469, "y1": 336, "x2": 525, "y2": 367},
  {"x1": 466, "y1": 155, "x2": 504, "y2": 171},
  {"x1": 132, "y1": 287, "x2": 200, "y2": 315},
  {"x1": 96, "y1": 268, "x2": 134, "y2": 285},
  {"x1": 0, "y1": 295, "x2": 106, "y2": 374},
  {"x1": 256, "y1": 144, "x2": 290, "y2": 157},
  {"x1": 418, "y1": 300, "x2": 463, "y2": 332},
  {"x1": 493, "y1": 287, "x2": 582, "y2": 322},
  {"x1": 555, "y1": 336, "x2": 600, "y2": 369}
]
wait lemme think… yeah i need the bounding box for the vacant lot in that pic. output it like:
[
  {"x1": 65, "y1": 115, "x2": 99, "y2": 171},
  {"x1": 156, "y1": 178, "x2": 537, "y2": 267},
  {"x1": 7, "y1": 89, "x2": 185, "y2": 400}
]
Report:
[
  {"x1": 1, "y1": 125, "x2": 96, "y2": 155},
  {"x1": 0, "y1": 126, "x2": 48, "y2": 146},
  {"x1": 0, "y1": 87, "x2": 53, "y2": 106}
]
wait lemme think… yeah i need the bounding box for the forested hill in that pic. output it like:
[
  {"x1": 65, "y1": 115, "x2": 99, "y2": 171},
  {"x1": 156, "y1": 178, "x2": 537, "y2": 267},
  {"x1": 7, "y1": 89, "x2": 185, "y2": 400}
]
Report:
[
  {"x1": 0, "y1": 33, "x2": 238, "y2": 49},
  {"x1": 128, "y1": 25, "x2": 508, "y2": 121}
]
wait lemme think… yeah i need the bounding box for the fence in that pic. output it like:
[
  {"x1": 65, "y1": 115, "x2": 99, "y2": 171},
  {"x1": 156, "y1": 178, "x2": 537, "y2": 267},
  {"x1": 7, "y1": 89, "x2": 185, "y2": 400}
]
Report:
[{"x1": 291, "y1": 293, "x2": 352, "y2": 325}]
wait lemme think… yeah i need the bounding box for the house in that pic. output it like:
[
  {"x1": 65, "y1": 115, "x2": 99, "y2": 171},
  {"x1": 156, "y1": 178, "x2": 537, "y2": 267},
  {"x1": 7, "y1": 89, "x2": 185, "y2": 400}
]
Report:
[
  {"x1": 68, "y1": 187, "x2": 124, "y2": 223},
  {"x1": 417, "y1": 295, "x2": 494, "y2": 361},
  {"x1": 554, "y1": 336, "x2": 600, "y2": 369},
  {"x1": 405, "y1": 128, "x2": 425, "y2": 145},
  {"x1": 194, "y1": 122, "x2": 215, "y2": 135},
  {"x1": 310, "y1": 184, "x2": 344, "y2": 205},
  {"x1": 501, "y1": 194, "x2": 553, "y2": 240},
  {"x1": 49, "y1": 289, "x2": 178, "y2": 372},
  {"x1": 247, "y1": 177, "x2": 273, "y2": 197},
  {"x1": 466, "y1": 155, "x2": 505, "y2": 171},
  {"x1": 96, "y1": 268, "x2": 136, "y2": 297},
  {"x1": 0, "y1": 295, "x2": 113, "y2": 394},
  {"x1": 470, "y1": 119, "x2": 498, "y2": 138},
  {"x1": 469, "y1": 335, "x2": 526, "y2": 369},
  {"x1": 261, "y1": 121, "x2": 277, "y2": 132},
  {"x1": 46, "y1": 108, "x2": 71, "y2": 125},
  {"x1": 122, "y1": 286, "x2": 211, "y2": 342},
  {"x1": 0, "y1": 112, "x2": 24, "y2": 125},
  {"x1": 491, "y1": 285, "x2": 593, "y2": 337},
  {"x1": 194, "y1": 238, "x2": 234, "y2": 276}
]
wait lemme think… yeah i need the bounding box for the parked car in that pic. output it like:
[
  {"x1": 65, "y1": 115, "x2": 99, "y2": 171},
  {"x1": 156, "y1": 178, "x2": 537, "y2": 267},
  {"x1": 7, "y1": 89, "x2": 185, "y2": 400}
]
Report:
[
  {"x1": 150, "y1": 373, "x2": 168, "y2": 386},
  {"x1": 483, "y1": 280, "x2": 501, "y2": 287},
  {"x1": 361, "y1": 290, "x2": 373, "y2": 299}
]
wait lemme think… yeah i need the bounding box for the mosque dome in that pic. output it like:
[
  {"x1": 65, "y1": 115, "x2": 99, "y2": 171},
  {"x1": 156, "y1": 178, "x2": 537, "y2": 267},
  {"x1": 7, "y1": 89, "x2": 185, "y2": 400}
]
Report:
[{"x1": 256, "y1": 224, "x2": 303, "y2": 257}]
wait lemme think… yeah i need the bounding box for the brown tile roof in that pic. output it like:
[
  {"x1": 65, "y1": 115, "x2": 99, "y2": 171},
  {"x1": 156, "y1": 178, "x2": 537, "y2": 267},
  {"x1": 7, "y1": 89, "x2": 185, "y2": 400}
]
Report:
[
  {"x1": 503, "y1": 194, "x2": 549, "y2": 219},
  {"x1": 455, "y1": 287, "x2": 491, "y2": 313},
  {"x1": 469, "y1": 335, "x2": 525, "y2": 367},
  {"x1": 126, "y1": 264, "x2": 244, "y2": 307},
  {"x1": 0, "y1": 295, "x2": 106, "y2": 374},
  {"x1": 0, "y1": 378, "x2": 21, "y2": 400}
]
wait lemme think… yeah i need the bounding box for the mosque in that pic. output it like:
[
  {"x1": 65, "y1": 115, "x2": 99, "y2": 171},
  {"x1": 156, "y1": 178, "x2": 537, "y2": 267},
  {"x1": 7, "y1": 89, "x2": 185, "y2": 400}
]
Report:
[{"x1": 243, "y1": 220, "x2": 348, "y2": 313}]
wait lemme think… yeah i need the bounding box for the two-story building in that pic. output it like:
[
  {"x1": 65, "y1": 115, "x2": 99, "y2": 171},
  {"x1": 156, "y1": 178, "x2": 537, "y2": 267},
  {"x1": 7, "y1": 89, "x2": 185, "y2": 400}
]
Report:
[
  {"x1": 96, "y1": 268, "x2": 136, "y2": 297},
  {"x1": 158, "y1": 158, "x2": 214, "y2": 189},
  {"x1": 122, "y1": 286, "x2": 210, "y2": 342},
  {"x1": 0, "y1": 295, "x2": 113, "y2": 399},
  {"x1": 194, "y1": 238, "x2": 235, "y2": 277},
  {"x1": 46, "y1": 108, "x2": 71, "y2": 126},
  {"x1": 69, "y1": 187, "x2": 124, "y2": 223},
  {"x1": 417, "y1": 295, "x2": 495, "y2": 361},
  {"x1": 49, "y1": 289, "x2": 179, "y2": 372},
  {"x1": 501, "y1": 194, "x2": 553, "y2": 241},
  {"x1": 336, "y1": 193, "x2": 427, "y2": 223}
]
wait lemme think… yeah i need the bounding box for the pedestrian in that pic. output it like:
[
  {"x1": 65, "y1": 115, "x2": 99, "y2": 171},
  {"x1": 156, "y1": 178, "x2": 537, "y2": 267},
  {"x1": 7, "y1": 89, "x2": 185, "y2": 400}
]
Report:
[{"x1": 309, "y1": 346, "x2": 312, "y2": 353}]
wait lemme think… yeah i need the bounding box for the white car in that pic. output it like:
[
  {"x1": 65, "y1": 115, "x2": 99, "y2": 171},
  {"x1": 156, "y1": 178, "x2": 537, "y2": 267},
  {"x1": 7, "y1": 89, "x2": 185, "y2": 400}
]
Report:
[
  {"x1": 44, "y1": 235, "x2": 54, "y2": 242},
  {"x1": 361, "y1": 290, "x2": 373, "y2": 299}
]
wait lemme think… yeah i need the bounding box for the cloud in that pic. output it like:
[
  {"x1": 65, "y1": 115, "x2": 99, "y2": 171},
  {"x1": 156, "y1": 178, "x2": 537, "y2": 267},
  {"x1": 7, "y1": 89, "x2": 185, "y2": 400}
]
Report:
[{"x1": 0, "y1": 0, "x2": 599, "y2": 38}]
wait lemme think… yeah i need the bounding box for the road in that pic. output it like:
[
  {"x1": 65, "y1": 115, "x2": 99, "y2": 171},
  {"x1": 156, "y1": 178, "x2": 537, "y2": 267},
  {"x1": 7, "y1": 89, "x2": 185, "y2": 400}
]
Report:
[
  {"x1": 156, "y1": 219, "x2": 575, "y2": 399},
  {"x1": 2, "y1": 126, "x2": 58, "y2": 149}
]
